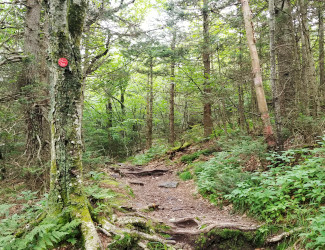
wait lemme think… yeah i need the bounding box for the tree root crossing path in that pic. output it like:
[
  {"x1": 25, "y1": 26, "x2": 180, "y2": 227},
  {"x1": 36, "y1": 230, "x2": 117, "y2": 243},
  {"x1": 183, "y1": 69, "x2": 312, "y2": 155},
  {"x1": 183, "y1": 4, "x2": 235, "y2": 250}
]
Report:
[{"x1": 108, "y1": 161, "x2": 260, "y2": 249}]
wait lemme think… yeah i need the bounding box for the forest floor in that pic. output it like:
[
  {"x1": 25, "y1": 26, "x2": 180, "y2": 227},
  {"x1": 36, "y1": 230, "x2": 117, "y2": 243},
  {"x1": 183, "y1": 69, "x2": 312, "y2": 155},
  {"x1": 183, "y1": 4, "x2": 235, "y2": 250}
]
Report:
[{"x1": 104, "y1": 158, "x2": 261, "y2": 249}]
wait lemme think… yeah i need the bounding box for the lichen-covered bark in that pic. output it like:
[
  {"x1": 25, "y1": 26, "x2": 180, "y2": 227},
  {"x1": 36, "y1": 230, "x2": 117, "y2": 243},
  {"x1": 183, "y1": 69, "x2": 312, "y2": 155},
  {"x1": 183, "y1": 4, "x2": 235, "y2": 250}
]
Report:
[{"x1": 45, "y1": 0, "x2": 101, "y2": 249}]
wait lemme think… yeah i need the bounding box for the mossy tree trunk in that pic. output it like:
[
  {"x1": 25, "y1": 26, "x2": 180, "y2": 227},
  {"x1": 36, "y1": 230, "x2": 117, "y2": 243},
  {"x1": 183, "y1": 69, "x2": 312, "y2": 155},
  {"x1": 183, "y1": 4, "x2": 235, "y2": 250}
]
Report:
[{"x1": 45, "y1": 0, "x2": 101, "y2": 249}]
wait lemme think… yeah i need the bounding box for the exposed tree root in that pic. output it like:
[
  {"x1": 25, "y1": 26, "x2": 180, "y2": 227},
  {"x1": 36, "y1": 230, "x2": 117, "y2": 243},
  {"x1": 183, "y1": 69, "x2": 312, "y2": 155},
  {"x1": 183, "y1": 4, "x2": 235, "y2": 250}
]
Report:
[
  {"x1": 170, "y1": 222, "x2": 259, "y2": 237},
  {"x1": 98, "y1": 217, "x2": 176, "y2": 249},
  {"x1": 266, "y1": 227, "x2": 303, "y2": 244}
]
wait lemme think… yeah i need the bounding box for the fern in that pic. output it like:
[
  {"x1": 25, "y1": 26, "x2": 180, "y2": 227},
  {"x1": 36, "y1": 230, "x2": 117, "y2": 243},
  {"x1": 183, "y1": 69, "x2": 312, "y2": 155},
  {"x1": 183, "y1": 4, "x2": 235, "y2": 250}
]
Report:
[{"x1": 1, "y1": 216, "x2": 81, "y2": 250}]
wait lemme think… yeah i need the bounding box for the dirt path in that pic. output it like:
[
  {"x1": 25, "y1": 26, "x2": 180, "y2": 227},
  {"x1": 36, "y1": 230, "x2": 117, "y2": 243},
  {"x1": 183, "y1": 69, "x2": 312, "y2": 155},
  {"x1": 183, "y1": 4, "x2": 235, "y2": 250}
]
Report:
[{"x1": 110, "y1": 161, "x2": 260, "y2": 249}]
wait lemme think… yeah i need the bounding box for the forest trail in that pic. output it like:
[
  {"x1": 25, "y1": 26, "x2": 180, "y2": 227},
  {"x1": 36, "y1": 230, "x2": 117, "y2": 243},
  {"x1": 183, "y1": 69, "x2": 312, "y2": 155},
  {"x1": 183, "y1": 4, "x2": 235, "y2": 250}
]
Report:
[{"x1": 108, "y1": 161, "x2": 260, "y2": 249}]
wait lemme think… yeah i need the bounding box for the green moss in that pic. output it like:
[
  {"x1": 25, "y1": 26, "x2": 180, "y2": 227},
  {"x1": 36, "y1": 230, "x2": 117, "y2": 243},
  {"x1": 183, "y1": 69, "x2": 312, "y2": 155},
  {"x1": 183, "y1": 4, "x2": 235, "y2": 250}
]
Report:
[
  {"x1": 195, "y1": 229, "x2": 260, "y2": 250},
  {"x1": 67, "y1": 2, "x2": 87, "y2": 46}
]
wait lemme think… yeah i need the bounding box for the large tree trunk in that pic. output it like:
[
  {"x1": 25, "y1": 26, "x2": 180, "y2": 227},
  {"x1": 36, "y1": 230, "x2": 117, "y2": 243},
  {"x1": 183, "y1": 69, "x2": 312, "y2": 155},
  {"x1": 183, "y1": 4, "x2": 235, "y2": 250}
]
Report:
[
  {"x1": 270, "y1": 0, "x2": 283, "y2": 149},
  {"x1": 169, "y1": 30, "x2": 176, "y2": 146},
  {"x1": 202, "y1": 0, "x2": 213, "y2": 138},
  {"x1": 45, "y1": 0, "x2": 101, "y2": 249},
  {"x1": 240, "y1": 0, "x2": 276, "y2": 147}
]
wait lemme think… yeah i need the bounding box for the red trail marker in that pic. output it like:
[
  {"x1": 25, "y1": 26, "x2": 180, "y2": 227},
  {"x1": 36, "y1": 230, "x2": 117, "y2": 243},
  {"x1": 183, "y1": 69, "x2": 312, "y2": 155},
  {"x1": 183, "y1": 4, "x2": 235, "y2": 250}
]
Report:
[{"x1": 58, "y1": 58, "x2": 68, "y2": 67}]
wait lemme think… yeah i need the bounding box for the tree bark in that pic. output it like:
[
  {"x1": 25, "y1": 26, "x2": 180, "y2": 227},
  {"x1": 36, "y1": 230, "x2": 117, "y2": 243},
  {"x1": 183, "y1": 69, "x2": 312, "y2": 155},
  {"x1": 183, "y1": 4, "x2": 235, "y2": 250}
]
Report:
[
  {"x1": 20, "y1": 0, "x2": 48, "y2": 163},
  {"x1": 275, "y1": 0, "x2": 297, "y2": 118},
  {"x1": 45, "y1": 0, "x2": 101, "y2": 249},
  {"x1": 240, "y1": 0, "x2": 276, "y2": 147},
  {"x1": 299, "y1": 0, "x2": 319, "y2": 116},
  {"x1": 169, "y1": 30, "x2": 176, "y2": 146},
  {"x1": 202, "y1": 0, "x2": 213, "y2": 138},
  {"x1": 270, "y1": 0, "x2": 283, "y2": 149},
  {"x1": 146, "y1": 61, "x2": 153, "y2": 149},
  {"x1": 319, "y1": 8, "x2": 324, "y2": 103}
]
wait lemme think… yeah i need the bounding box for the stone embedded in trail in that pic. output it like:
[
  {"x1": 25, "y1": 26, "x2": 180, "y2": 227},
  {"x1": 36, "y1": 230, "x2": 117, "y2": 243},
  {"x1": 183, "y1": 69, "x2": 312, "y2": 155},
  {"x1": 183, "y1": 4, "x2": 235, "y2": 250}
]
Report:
[{"x1": 158, "y1": 181, "x2": 179, "y2": 188}]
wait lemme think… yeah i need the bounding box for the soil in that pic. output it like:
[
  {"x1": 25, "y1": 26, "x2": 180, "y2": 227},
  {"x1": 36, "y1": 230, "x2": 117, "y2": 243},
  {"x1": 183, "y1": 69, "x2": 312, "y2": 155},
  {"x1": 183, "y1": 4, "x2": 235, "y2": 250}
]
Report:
[{"x1": 108, "y1": 160, "x2": 260, "y2": 249}]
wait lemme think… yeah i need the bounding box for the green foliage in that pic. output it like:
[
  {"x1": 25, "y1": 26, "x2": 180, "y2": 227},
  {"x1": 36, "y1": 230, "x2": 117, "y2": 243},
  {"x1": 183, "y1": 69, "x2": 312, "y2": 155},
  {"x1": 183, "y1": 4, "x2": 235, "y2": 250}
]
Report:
[
  {"x1": 147, "y1": 241, "x2": 170, "y2": 249},
  {"x1": 85, "y1": 184, "x2": 118, "y2": 201},
  {"x1": 180, "y1": 148, "x2": 216, "y2": 164},
  {"x1": 178, "y1": 170, "x2": 193, "y2": 181},
  {"x1": 195, "y1": 152, "x2": 251, "y2": 204},
  {"x1": 180, "y1": 151, "x2": 201, "y2": 163},
  {"x1": 0, "y1": 207, "x2": 80, "y2": 250},
  {"x1": 301, "y1": 208, "x2": 325, "y2": 249},
  {"x1": 193, "y1": 136, "x2": 266, "y2": 204},
  {"x1": 181, "y1": 125, "x2": 204, "y2": 143},
  {"x1": 108, "y1": 233, "x2": 139, "y2": 249},
  {"x1": 226, "y1": 145, "x2": 325, "y2": 222},
  {"x1": 131, "y1": 145, "x2": 167, "y2": 165}
]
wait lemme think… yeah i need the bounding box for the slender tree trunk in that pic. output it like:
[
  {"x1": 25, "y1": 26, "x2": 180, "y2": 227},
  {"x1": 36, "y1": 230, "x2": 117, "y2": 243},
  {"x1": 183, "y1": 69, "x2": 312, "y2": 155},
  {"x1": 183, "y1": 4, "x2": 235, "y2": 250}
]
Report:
[
  {"x1": 146, "y1": 60, "x2": 153, "y2": 149},
  {"x1": 270, "y1": 0, "x2": 283, "y2": 149},
  {"x1": 169, "y1": 30, "x2": 176, "y2": 145},
  {"x1": 202, "y1": 0, "x2": 213, "y2": 137},
  {"x1": 319, "y1": 8, "x2": 324, "y2": 103},
  {"x1": 238, "y1": 31, "x2": 249, "y2": 133},
  {"x1": 240, "y1": 0, "x2": 276, "y2": 147},
  {"x1": 106, "y1": 98, "x2": 113, "y2": 129},
  {"x1": 121, "y1": 87, "x2": 126, "y2": 117},
  {"x1": 45, "y1": 0, "x2": 101, "y2": 249}
]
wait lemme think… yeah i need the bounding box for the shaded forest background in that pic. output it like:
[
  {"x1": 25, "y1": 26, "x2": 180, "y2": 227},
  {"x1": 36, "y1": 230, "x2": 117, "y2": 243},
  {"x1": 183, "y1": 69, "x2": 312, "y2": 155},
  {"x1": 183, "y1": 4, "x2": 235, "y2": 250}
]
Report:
[
  {"x1": 1, "y1": 0, "x2": 325, "y2": 249},
  {"x1": 1, "y1": 0, "x2": 324, "y2": 167}
]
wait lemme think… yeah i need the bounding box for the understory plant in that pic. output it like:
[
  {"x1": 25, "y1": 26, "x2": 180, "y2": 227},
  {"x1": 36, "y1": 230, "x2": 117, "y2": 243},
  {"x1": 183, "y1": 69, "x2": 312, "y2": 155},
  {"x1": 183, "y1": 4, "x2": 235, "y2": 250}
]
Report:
[
  {"x1": 195, "y1": 136, "x2": 266, "y2": 204},
  {"x1": 131, "y1": 145, "x2": 168, "y2": 165}
]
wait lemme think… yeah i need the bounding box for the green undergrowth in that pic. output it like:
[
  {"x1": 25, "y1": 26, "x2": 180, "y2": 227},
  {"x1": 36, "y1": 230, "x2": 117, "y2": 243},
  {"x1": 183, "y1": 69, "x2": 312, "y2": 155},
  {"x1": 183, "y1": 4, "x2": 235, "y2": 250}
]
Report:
[
  {"x1": 130, "y1": 145, "x2": 168, "y2": 165},
  {"x1": 180, "y1": 148, "x2": 216, "y2": 163},
  {"x1": 0, "y1": 196, "x2": 81, "y2": 250},
  {"x1": 195, "y1": 228, "x2": 261, "y2": 250},
  {"x1": 186, "y1": 135, "x2": 325, "y2": 249},
  {"x1": 0, "y1": 170, "x2": 130, "y2": 249}
]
